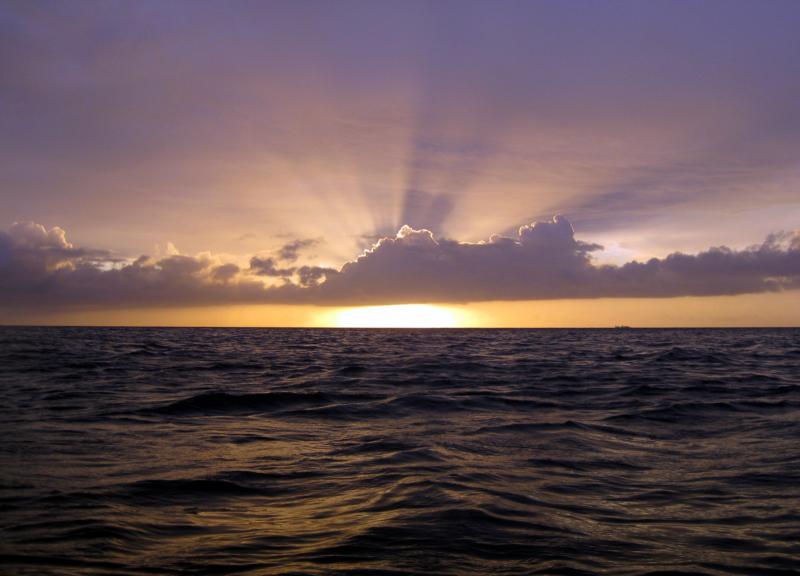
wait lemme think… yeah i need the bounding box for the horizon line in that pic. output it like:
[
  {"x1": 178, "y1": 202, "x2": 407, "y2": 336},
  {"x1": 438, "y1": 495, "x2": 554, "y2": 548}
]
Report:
[{"x1": 1, "y1": 324, "x2": 798, "y2": 330}]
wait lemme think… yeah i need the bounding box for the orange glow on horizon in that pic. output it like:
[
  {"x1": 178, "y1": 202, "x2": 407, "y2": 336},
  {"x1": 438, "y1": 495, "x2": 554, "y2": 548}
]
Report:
[
  {"x1": 3, "y1": 291, "x2": 799, "y2": 328},
  {"x1": 330, "y1": 304, "x2": 466, "y2": 328}
]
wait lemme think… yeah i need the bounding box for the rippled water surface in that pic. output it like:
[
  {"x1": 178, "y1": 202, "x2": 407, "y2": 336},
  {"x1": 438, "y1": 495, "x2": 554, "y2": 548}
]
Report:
[{"x1": 1, "y1": 327, "x2": 799, "y2": 575}]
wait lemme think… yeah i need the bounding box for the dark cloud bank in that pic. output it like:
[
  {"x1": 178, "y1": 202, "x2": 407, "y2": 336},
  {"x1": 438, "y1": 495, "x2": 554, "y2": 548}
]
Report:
[{"x1": 1, "y1": 217, "x2": 798, "y2": 312}]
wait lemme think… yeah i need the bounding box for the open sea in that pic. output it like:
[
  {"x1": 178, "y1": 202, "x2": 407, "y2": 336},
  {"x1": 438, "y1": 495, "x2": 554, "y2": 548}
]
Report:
[{"x1": 0, "y1": 327, "x2": 799, "y2": 575}]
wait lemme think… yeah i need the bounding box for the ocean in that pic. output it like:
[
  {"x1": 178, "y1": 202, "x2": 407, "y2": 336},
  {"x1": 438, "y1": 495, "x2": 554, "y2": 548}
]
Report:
[{"x1": 1, "y1": 327, "x2": 799, "y2": 575}]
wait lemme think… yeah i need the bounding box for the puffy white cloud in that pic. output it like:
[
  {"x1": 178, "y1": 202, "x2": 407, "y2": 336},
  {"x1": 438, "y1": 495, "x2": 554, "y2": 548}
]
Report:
[{"x1": 7, "y1": 222, "x2": 72, "y2": 250}]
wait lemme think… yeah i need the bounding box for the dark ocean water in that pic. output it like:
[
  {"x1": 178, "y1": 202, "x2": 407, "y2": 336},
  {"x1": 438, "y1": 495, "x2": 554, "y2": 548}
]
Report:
[{"x1": 1, "y1": 327, "x2": 799, "y2": 575}]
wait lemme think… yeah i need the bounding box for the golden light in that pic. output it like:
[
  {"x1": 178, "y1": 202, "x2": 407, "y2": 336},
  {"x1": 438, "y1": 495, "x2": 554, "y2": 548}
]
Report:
[{"x1": 332, "y1": 304, "x2": 462, "y2": 328}]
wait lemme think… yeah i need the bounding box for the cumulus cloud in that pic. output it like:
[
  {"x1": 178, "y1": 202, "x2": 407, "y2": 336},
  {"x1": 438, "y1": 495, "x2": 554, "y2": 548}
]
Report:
[
  {"x1": 314, "y1": 216, "x2": 605, "y2": 303},
  {"x1": 315, "y1": 216, "x2": 800, "y2": 304},
  {"x1": 0, "y1": 222, "x2": 269, "y2": 310},
  {"x1": 0, "y1": 217, "x2": 798, "y2": 311}
]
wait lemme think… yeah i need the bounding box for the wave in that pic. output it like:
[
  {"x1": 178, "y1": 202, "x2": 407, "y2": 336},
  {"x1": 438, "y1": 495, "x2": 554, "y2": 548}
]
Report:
[
  {"x1": 2, "y1": 326, "x2": 800, "y2": 574},
  {"x1": 149, "y1": 390, "x2": 379, "y2": 415}
]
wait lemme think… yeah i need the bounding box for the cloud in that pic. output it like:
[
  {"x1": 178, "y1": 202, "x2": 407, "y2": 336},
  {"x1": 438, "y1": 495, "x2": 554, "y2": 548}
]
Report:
[
  {"x1": 249, "y1": 256, "x2": 294, "y2": 278},
  {"x1": 249, "y1": 237, "x2": 323, "y2": 278},
  {"x1": 5, "y1": 221, "x2": 72, "y2": 250},
  {"x1": 316, "y1": 216, "x2": 800, "y2": 304},
  {"x1": 1, "y1": 217, "x2": 798, "y2": 312},
  {"x1": 0, "y1": 222, "x2": 268, "y2": 310},
  {"x1": 248, "y1": 255, "x2": 336, "y2": 288},
  {"x1": 315, "y1": 216, "x2": 607, "y2": 303},
  {"x1": 276, "y1": 238, "x2": 320, "y2": 263},
  {"x1": 211, "y1": 263, "x2": 240, "y2": 282},
  {"x1": 296, "y1": 265, "x2": 337, "y2": 288},
  {"x1": 250, "y1": 238, "x2": 328, "y2": 284}
]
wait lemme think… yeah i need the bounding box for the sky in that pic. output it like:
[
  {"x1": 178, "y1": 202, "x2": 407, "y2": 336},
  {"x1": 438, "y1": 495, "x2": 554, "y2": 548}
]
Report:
[{"x1": 1, "y1": 0, "x2": 799, "y2": 326}]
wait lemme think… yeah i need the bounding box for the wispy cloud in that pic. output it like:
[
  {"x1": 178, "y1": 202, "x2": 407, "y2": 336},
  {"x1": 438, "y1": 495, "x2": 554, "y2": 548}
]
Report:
[{"x1": 276, "y1": 238, "x2": 320, "y2": 263}]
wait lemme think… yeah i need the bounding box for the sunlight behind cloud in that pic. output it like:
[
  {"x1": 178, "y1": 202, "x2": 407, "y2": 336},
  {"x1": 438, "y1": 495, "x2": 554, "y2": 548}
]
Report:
[{"x1": 331, "y1": 304, "x2": 463, "y2": 328}]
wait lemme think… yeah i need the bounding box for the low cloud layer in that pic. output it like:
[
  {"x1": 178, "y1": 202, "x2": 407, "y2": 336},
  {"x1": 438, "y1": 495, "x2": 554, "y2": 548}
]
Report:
[
  {"x1": 1, "y1": 217, "x2": 798, "y2": 311},
  {"x1": 0, "y1": 222, "x2": 267, "y2": 309}
]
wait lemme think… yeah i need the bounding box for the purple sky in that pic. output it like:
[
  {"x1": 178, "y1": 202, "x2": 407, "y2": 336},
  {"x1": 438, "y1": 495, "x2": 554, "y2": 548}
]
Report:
[{"x1": 1, "y1": 0, "x2": 799, "y2": 320}]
